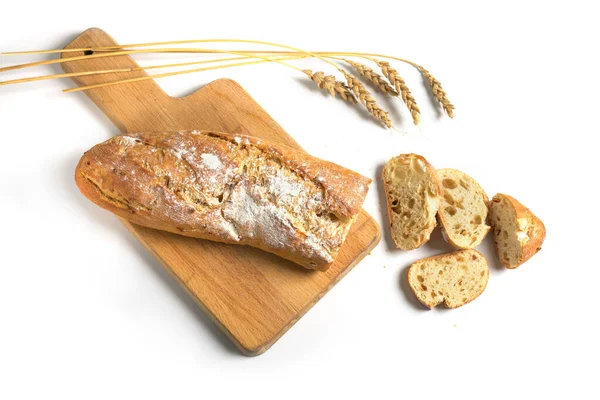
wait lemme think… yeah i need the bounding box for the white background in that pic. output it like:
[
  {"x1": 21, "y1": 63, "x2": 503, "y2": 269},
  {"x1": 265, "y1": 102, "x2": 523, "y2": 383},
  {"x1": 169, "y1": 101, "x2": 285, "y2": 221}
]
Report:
[{"x1": 1, "y1": 1, "x2": 598, "y2": 399}]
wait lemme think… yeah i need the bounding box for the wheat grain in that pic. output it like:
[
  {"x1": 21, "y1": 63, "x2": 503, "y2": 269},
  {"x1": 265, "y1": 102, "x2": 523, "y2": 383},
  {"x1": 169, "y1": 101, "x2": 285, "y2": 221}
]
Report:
[
  {"x1": 343, "y1": 72, "x2": 392, "y2": 128},
  {"x1": 303, "y1": 70, "x2": 357, "y2": 104},
  {"x1": 343, "y1": 59, "x2": 397, "y2": 96},
  {"x1": 417, "y1": 66, "x2": 455, "y2": 118},
  {"x1": 377, "y1": 61, "x2": 421, "y2": 125}
]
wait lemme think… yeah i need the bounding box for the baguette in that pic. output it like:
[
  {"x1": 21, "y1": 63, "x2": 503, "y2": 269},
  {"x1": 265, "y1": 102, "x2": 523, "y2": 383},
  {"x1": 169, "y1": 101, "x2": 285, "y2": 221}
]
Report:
[
  {"x1": 437, "y1": 168, "x2": 490, "y2": 249},
  {"x1": 488, "y1": 193, "x2": 545, "y2": 268},
  {"x1": 382, "y1": 154, "x2": 442, "y2": 250},
  {"x1": 408, "y1": 249, "x2": 489, "y2": 309},
  {"x1": 75, "y1": 130, "x2": 372, "y2": 270}
]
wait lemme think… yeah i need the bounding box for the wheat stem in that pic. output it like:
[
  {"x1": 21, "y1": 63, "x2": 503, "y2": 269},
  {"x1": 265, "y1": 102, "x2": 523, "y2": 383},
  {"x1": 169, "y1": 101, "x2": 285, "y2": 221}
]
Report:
[
  {"x1": 0, "y1": 68, "x2": 134, "y2": 86},
  {"x1": 1, "y1": 41, "x2": 454, "y2": 122},
  {"x1": 0, "y1": 48, "x2": 311, "y2": 74},
  {"x1": 1, "y1": 46, "x2": 451, "y2": 103},
  {"x1": 0, "y1": 40, "x2": 366, "y2": 71},
  {"x1": 0, "y1": 48, "x2": 218, "y2": 73},
  {"x1": 62, "y1": 55, "x2": 304, "y2": 93},
  {"x1": 1, "y1": 39, "x2": 346, "y2": 76},
  {"x1": 1, "y1": 46, "x2": 421, "y2": 77},
  {"x1": 0, "y1": 55, "x2": 262, "y2": 86},
  {"x1": 2, "y1": 45, "x2": 418, "y2": 74}
]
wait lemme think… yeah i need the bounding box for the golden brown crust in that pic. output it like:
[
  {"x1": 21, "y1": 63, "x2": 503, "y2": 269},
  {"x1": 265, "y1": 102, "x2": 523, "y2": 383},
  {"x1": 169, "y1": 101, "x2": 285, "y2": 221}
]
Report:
[
  {"x1": 75, "y1": 130, "x2": 371, "y2": 270},
  {"x1": 382, "y1": 154, "x2": 443, "y2": 250},
  {"x1": 493, "y1": 194, "x2": 546, "y2": 269}
]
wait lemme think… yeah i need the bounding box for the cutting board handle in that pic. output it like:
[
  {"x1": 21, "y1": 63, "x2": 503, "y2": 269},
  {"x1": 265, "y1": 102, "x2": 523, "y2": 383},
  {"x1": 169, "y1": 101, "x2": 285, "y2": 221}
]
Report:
[{"x1": 61, "y1": 28, "x2": 172, "y2": 133}]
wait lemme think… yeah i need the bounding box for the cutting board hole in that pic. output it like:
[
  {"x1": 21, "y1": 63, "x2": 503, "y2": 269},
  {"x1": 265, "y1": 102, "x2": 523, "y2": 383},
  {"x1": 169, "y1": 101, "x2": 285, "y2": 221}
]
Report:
[{"x1": 83, "y1": 49, "x2": 94, "y2": 56}]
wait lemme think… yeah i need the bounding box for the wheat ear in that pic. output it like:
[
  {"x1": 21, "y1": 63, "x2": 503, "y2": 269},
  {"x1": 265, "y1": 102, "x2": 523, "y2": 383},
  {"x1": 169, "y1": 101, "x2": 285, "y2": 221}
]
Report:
[
  {"x1": 303, "y1": 70, "x2": 357, "y2": 104},
  {"x1": 416, "y1": 66, "x2": 454, "y2": 118},
  {"x1": 343, "y1": 72, "x2": 392, "y2": 128},
  {"x1": 377, "y1": 61, "x2": 421, "y2": 125},
  {"x1": 342, "y1": 59, "x2": 397, "y2": 96}
]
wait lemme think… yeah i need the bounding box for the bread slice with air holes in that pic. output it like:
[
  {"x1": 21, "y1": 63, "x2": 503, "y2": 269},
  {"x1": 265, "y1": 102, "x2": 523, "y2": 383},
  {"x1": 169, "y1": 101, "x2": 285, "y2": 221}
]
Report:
[
  {"x1": 489, "y1": 194, "x2": 546, "y2": 269},
  {"x1": 437, "y1": 168, "x2": 490, "y2": 249},
  {"x1": 382, "y1": 154, "x2": 442, "y2": 250},
  {"x1": 408, "y1": 249, "x2": 489, "y2": 309}
]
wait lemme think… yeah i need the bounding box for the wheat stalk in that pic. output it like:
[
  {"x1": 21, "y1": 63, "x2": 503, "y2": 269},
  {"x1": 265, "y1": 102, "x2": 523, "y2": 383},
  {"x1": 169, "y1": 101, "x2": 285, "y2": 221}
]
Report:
[
  {"x1": 343, "y1": 72, "x2": 392, "y2": 128},
  {"x1": 342, "y1": 59, "x2": 397, "y2": 96},
  {"x1": 416, "y1": 66, "x2": 454, "y2": 118},
  {"x1": 376, "y1": 61, "x2": 421, "y2": 125},
  {"x1": 0, "y1": 55, "x2": 271, "y2": 86},
  {"x1": 303, "y1": 70, "x2": 357, "y2": 104},
  {"x1": 2, "y1": 39, "x2": 455, "y2": 126}
]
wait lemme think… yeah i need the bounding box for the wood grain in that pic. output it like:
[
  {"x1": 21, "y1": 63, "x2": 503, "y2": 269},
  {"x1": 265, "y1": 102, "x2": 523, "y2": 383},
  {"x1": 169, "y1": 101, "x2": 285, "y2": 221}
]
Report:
[{"x1": 62, "y1": 28, "x2": 381, "y2": 356}]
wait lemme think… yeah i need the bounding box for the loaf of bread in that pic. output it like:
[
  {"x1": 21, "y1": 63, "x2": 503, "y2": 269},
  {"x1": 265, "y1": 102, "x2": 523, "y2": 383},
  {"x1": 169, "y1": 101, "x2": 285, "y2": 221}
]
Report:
[
  {"x1": 408, "y1": 249, "x2": 489, "y2": 309},
  {"x1": 382, "y1": 154, "x2": 442, "y2": 250},
  {"x1": 75, "y1": 130, "x2": 372, "y2": 270},
  {"x1": 489, "y1": 193, "x2": 545, "y2": 268}
]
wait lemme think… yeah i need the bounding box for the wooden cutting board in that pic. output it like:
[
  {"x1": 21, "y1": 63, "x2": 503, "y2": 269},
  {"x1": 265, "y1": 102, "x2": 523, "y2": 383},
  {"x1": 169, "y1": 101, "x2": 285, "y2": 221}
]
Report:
[{"x1": 62, "y1": 28, "x2": 381, "y2": 356}]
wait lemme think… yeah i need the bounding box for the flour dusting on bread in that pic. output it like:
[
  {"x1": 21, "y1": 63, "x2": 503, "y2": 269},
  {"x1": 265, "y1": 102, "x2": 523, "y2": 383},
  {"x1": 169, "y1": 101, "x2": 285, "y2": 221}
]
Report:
[
  {"x1": 200, "y1": 153, "x2": 222, "y2": 170},
  {"x1": 75, "y1": 130, "x2": 371, "y2": 270}
]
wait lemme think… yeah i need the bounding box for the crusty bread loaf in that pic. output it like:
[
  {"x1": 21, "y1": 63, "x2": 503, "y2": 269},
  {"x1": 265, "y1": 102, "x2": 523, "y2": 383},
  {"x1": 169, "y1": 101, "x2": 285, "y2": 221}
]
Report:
[
  {"x1": 382, "y1": 154, "x2": 442, "y2": 250},
  {"x1": 488, "y1": 193, "x2": 545, "y2": 269},
  {"x1": 408, "y1": 249, "x2": 489, "y2": 309},
  {"x1": 75, "y1": 130, "x2": 372, "y2": 270},
  {"x1": 437, "y1": 168, "x2": 490, "y2": 249}
]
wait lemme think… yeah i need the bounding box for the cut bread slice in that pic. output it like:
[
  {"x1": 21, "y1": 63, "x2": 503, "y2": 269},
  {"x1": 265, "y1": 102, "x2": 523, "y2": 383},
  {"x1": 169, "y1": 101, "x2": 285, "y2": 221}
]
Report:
[
  {"x1": 437, "y1": 168, "x2": 490, "y2": 249},
  {"x1": 408, "y1": 249, "x2": 489, "y2": 309},
  {"x1": 489, "y1": 193, "x2": 546, "y2": 269},
  {"x1": 383, "y1": 154, "x2": 442, "y2": 250}
]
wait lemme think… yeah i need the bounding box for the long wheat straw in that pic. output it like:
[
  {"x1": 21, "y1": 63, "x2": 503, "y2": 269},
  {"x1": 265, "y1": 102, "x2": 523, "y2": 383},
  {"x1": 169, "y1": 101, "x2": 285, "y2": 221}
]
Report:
[
  {"x1": 1, "y1": 45, "x2": 432, "y2": 76},
  {"x1": 1, "y1": 47, "x2": 419, "y2": 78},
  {"x1": 1, "y1": 41, "x2": 454, "y2": 122},
  {"x1": 2, "y1": 46, "x2": 452, "y2": 106},
  {"x1": 1, "y1": 39, "x2": 349, "y2": 96},
  {"x1": 0, "y1": 68, "x2": 134, "y2": 86},
  {"x1": 62, "y1": 55, "x2": 305, "y2": 93},
  {"x1": 42, "y1": 40, "x2": 386, "y2": 122},
  {"x1": 0, "y1": 55, "x2": 263, "y2": 86}
]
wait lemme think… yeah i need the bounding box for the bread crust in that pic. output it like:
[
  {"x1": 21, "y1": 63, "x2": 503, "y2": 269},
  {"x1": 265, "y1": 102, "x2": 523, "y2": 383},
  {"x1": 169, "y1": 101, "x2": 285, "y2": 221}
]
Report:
[
  {"x1": 75, "y1": 130, "x2": 372, "y2": 270},
  {"x1": 491, "y1": 194, "x2": 546, "y2": 269},
  {"x1": 382, "y1": 154, "x2": 443, "y2": 250},
  {"x1": 408, "y1": 249, "x2": 489, "y2": 309}
]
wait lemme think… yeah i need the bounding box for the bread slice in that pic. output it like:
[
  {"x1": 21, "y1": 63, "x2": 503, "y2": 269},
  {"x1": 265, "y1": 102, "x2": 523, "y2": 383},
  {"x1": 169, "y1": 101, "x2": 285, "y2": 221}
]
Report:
[
  {"x1": 383, "y1": 154, "x2": 442, "y2": 250},
  {"x1": 488, "y1": 194, "x2": 546, "y2": 269},
  {"x1": 408, "y1": 249, "x2": 489, "y2": 309},
  {"x1": 437, "y1": 168, "x2": 490, "y2": 249}
]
